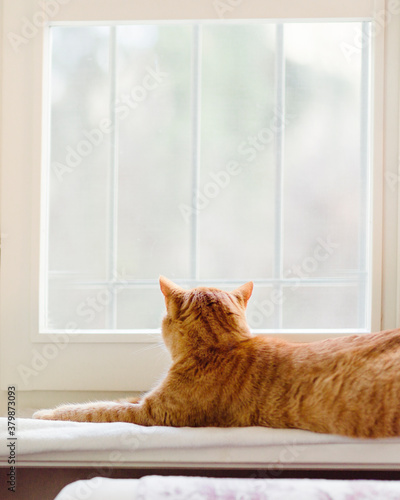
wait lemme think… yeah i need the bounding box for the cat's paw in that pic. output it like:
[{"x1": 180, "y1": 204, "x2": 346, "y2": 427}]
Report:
[{"x1": 32, "y1": 409, "x2": 58, "y2": 420}]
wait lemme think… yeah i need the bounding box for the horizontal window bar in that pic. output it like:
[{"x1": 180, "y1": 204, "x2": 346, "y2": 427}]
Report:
[{"x1": 47, "y1": 276, "x2": 367, "y2": 288}]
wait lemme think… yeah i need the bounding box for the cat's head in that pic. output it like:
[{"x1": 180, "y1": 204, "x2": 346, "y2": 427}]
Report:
[{"x1": 159, "y1": 276, "x2": 253, "y2": 359}]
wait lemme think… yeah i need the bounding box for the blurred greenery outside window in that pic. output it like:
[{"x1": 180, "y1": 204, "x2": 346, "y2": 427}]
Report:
[{"x1": 43, "y1": 22, "x2": 371, "y2": 333}]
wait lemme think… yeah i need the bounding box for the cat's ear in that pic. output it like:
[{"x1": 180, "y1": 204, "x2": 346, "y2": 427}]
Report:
[
  {"x1": 159, "y1": 276, "x2": 184, "y2": 314},
  {"x1": 232, "y1": 281, "x2": 253, "y2": 306},
  {"x1": 159, "y1": 276, "x2": 181, "y2": 298}
]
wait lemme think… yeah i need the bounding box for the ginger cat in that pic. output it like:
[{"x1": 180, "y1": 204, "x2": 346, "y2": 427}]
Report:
[{"x1": 33, "y1": 277, "x2": 400, "y2": 438}]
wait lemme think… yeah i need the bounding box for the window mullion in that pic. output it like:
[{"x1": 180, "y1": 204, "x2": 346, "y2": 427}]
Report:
[
  {"x1": 359, "y1": 21, "x2": 371, "y2": 330},
  {"x1": 190, "y1": 24, "x2": 202, "y2": 284},
  {"x1": 106, "y1": 26, "x2": 119, "y2": 329},
  {"x1": 273, "y1": 23, "x2": 286, "y2": 330}
]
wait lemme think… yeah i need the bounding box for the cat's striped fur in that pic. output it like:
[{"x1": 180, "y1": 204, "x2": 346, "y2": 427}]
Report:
[{"x1": 34, "y1": 276, "x2": 400, "y2": 438}]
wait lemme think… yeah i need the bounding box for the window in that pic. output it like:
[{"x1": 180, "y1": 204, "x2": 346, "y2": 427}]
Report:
[
  {"x1": 45, "y1": 21, "x2": 371, "y2": 334},
  {"x1": 1, "y1": 0, "x2": 397, "y2": 392}
]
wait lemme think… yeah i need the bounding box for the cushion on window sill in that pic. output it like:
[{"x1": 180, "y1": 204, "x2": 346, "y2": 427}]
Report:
[{"x1": 1, "y1": 417, "x2": 400, "y2": 469}]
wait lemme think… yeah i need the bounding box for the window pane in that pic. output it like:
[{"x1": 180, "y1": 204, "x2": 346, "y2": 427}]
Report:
[
  {"x1": 199, "y1": 25, "x2": 276, "y2": 280},
  {"x1": 117, "y1": 288, "x2": 165, "y2": 329},
  {"x1": 282, "y1": 285, "x2": 361, "y2": 330},
  {"x1": 48, "y1": 26, "x2": 110, "y2": 279},
  {"x1": 43, "y1": 21, "x2": 370, "y2": 333},
  {"x1": 116, "y1": 25, "x2": 193, "y2": 279},
  {"x1": 283, "y1": 23, "x2": 365, "y2": 277}
]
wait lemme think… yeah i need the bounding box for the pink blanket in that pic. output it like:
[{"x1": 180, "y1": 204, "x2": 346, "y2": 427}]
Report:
[
  {"x1": 136, "y1": 476, "x2": 400, "y2": 499},
  {"x1": 55, "y1": 476, "x2": 400, "y2": 500}
]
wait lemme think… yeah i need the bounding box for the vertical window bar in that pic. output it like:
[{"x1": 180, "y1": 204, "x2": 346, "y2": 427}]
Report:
[
  {"x1": 106, "y1": 26, "x2": 119, "y2": 329},
  {"x1": 359, "y1": 21, "x2": 371, "y2": 329},
  {"x1": 190, "y1": 24, "x2": 202, "y2": 284},
  {"x1": 273, "y1": 24, "x2": 286, "y2": 330}
]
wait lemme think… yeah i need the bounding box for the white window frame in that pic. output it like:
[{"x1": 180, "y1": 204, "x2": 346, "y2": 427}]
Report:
[{"x1": 1, "y1": 0, "x2": 398, "y2": 392}]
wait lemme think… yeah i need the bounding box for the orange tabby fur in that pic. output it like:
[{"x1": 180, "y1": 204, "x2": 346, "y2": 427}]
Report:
[{"x1": 33, "y1": 277, "x2": 400, "y2": 438}]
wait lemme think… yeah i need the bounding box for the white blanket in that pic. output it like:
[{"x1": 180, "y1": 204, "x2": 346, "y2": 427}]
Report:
[
  {"x1": 1, "y1": 418, "x2": 400, "y2": 468},
  {"x1": 55, "y1": 476, "x2": 400, "y2": 500},
  {"x1": 0, "y1": 417, "x2": 360, "y2": 457}
]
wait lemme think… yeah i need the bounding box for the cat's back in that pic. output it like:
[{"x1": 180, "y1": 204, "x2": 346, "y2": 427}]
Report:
[
  {"x1": 163, "y1": 295, "x2": 400, "y2": 435},
  {"x1": 168, "y1": 336, "x2": 300, "y2": 426},
  {"x1": 283, "y1": 328, "x2": 400, "y2": 437},
  {"x1": 216, "y1": 329, "x2": 400, "y2": 435},
  {"x1": 304, "y1": 327, "x2": 400, "y2": 375}
]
